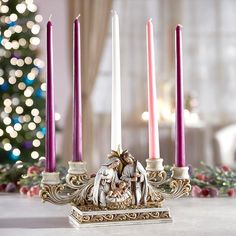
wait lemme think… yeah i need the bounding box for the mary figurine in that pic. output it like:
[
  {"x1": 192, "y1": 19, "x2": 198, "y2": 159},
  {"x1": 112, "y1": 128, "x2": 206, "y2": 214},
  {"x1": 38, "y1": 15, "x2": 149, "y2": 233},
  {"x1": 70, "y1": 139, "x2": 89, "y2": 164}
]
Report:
[{"x1": 92, "y1": 157, "x2": 120, "y2": 207}]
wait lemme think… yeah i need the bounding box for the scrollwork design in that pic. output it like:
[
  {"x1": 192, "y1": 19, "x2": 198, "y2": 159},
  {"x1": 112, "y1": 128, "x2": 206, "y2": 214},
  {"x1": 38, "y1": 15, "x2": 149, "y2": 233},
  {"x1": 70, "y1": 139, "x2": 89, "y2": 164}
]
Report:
[
  {"x1": 66, "y1": 173, "x2": 90, "y2": 189},
  {"x1": 40, "y1": 174, "x2": 94, "y2": 206},
  {"x1": 71, "y1": 210, "x2": 172, "y2": 224},
  {"x1": 41, "y1": 171, "x2": 191, "y2": 208},
  {"x1": 40, "y1": 160, "x2": 191, "y2": 226},
  {"x1": 146, "y1": 184, "x2": 165, "y2": 206},
  {"x1": 147, "y1": 170, "x2": 167, "y2": 186},
  {"x1": 40, "y1": 184, "x2": 73, "y2": 205},
  {"x1": 147, "y1": 170, "x2": 191, "y2": 201},
  {"x1": 168, "y1": 179, "x2": 191, "y2": 199}
]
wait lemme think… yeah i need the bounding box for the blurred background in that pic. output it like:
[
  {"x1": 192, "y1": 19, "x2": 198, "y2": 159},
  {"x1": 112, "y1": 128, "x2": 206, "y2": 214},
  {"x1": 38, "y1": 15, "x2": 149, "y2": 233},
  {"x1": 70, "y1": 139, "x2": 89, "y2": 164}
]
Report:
[{"x1": 1, "y1": 0, "x2": 236, "y2": 173}]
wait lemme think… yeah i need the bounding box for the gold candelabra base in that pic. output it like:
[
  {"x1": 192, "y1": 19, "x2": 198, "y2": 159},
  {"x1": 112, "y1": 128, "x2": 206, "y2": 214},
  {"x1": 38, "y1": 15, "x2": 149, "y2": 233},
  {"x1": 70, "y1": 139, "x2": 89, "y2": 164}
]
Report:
[
  {"x1": 70, "y1": 205, "x2": 172, "y2": 226},
  {"x1": 40, "y1": 156, "x2": 191, "y2": 226}
]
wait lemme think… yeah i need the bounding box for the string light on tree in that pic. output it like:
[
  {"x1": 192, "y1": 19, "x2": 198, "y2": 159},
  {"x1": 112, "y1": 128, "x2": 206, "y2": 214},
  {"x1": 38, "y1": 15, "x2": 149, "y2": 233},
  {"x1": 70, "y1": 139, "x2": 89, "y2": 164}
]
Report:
[
  {"x1": 0, "y1": 0, "x2": 60, "y2": 164},
  {"x1": 33, "y1": 139, "x2": 40, "y2": 147},
  {"x1": 13, "y1": 148, "x2": 21, "y2": 156},
  {"x1": 31, "y1": 151, "x2": 39, "y2": 159}
]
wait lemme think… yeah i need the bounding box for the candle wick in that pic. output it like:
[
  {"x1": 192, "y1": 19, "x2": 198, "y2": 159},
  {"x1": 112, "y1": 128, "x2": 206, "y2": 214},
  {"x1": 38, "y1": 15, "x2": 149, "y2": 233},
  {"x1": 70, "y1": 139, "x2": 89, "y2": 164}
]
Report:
[
  {"x1": 148, "y1": 18, "x2": 152, "y2": 22},
  {"x1": 76, "y1": 14, "x2": 80, "y2": 20},
  {"x1": 177, "y1": 24, "x2": 183, "y2": 28},
  {"x1": 111, "y1": 9, "x2": 117, "y2": 16},
  {"x1": 49, "y1": 14, "x2": 52, "y2": 21}
]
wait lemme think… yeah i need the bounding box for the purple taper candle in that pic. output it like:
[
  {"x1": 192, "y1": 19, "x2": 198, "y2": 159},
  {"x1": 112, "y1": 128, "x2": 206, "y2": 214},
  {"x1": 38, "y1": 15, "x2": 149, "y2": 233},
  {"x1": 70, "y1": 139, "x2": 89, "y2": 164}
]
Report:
[
  {"x1": 72, "y1": 16, "x2": 82, "y2": 162},
  {"x1": 46, "y1": 17, "x2": 56, "y2": 172},
  {"x1": 175, "y1": 24, "x2": 186, "y2": 167}
]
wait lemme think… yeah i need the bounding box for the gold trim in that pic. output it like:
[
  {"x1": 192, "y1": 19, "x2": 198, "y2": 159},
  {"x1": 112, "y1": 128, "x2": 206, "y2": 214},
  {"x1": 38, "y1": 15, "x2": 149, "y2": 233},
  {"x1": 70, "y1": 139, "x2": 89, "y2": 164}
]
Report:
[
  {"x1": 66, "y1": 173, "x2": 90, "y2": 188},
  {"x1": 40, "y1": 160, "x2": 191, "y2": 225},
  {"x1": 169, "y1": 179, "x2": 191, "y2": 198},
  {"x1": 147, "y1": 170, "x2": 167, "y2": 186},
  {"x1": 71, "y1": 208, "x2": 171, "y2": 224},
  {"x1": 77, "y1": 203, "x2": 165, "y2": 212}
]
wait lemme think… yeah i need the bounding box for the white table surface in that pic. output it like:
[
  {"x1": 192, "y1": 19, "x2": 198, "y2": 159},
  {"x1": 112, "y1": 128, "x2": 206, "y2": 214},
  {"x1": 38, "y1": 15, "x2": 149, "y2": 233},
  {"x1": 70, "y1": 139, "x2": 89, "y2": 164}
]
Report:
[{"x1": 0, "y1": 193, "x2": 236, "y2": 236}]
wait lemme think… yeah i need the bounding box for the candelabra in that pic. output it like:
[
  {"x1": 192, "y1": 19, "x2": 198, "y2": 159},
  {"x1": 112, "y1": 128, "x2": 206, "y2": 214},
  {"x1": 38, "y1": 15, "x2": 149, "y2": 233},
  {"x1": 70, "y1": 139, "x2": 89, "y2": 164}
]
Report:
[{"x1": 40, "y1": 150, "x2": 191, "y2": 227}]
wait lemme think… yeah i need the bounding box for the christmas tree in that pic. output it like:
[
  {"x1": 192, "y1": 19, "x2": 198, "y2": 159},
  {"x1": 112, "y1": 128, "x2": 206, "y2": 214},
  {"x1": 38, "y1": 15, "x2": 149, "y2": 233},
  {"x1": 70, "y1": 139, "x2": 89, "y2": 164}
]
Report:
[{"x1": 0, "y1": 0, "x2": 46, "y2": 164}]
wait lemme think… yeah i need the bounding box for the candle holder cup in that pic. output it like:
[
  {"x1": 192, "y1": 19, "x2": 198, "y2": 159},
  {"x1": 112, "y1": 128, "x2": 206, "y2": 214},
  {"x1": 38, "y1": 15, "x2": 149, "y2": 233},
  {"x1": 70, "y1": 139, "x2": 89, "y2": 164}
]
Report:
[{"x1": 40, "y1": 150, "x2": 191, "y2": 226}]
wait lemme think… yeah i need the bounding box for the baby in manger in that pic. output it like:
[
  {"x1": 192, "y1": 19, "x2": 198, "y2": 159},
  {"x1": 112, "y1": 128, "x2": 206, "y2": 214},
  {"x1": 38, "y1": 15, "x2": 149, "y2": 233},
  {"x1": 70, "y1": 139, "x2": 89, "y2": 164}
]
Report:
[
  {"x1": 93, "y1": 151, "x2": 148, "y2": 207},
  {"x1": 107, "y1": 181, "x2": 129, "y2": 198}
]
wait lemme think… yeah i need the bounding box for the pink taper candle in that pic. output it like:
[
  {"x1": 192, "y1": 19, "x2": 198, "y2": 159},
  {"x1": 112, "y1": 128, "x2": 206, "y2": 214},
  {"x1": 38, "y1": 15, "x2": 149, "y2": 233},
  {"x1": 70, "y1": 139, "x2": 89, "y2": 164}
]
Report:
[
  {"x1": 146, "y1": 18, "x2": 160, "y2": 159},
  {"x1": 175, "y1": 24, "x2": 186, "y2": 167},
  {"x1": 72, "y1": 16, "x2": 82, "y2": 162},
  {"x1": 46, "y1": 17, "x2": 56, "y2": 172}
]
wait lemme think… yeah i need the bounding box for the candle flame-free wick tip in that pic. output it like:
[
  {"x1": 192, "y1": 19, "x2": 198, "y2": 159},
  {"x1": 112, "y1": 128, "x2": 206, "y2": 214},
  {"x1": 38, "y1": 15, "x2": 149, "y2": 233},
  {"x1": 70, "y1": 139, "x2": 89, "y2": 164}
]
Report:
[
  {"x1": 76, "y1": 14, "x2": 80, "y2": 19},
  {"x1": 177, "y1": 24, "x2": 183, "y2": 29},
  {"x1": 49, "y1": 14, "x2": 52, "y2": 21},
  {"x1": 111, "y1": 9, "x2": 117, "y2": 15},
  {"x1": 148, "y1": 18, "x2": 152, "y2": 22}
]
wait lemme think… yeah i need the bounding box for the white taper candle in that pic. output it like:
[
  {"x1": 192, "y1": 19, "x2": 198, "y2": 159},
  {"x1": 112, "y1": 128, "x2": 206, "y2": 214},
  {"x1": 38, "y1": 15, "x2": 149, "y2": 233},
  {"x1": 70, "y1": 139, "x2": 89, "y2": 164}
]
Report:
[{"x1": 111, "y1": 11, "x2": 122, "y2": 151}]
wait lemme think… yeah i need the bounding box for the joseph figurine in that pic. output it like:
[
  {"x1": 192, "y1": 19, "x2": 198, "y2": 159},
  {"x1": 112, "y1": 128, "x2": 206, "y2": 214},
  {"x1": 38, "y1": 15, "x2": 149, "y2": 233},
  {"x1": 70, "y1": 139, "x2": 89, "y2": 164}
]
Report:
[{"x1": 121, "y1": 151, "x2": 148, "y2": 205}]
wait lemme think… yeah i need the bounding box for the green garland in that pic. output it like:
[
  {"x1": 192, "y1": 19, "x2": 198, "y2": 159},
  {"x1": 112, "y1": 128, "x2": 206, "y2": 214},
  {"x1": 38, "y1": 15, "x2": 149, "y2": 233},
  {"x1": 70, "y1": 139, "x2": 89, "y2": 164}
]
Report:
[
  {"x1": 0, "y1": 161, "x2": 235, "y2": 197},
  {"x1": 190, "y1": 162, "x2": 236, "y2": 197},
  {"x1": 0, "y1": 159, "x2": 67, "y2": 195}
]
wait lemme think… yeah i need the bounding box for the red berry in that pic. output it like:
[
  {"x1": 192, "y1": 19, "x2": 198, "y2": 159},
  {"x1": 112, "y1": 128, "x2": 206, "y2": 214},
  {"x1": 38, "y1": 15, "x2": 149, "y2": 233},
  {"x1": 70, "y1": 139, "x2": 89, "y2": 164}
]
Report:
[
  {"x1": 30, "y1": 186, "x2": 40, "y2": 196},
  {"x1": 201, "y1": 188, "x2": 210, "y2": 197},
  {"x1": 222, "y1": 165, "x2": 230, "y2": 172},
  {"x1": 19, "y1": 186, "x2": 29, "y2": 195},
  {"x1": 27, "y1": 190, "x2": 34, "y2": 197},
  {"x1": 0, "y1": 183, "x2": 7, "y2": 191},
  {"x1": 227, "y1": 189, "x2": 235, "y2": 197},
  {"x1": 27, "y1": 166, "x2": 40, "y2": 175},
  {"x1": 208, "y1": 188, "x2": 219, "y2": 198},
  {"x1": 191, "y1": 185, "x2": 202, "y2": 197},
  {"x1": 196, "y1": 174, "x2": 206, "y2": 181}
]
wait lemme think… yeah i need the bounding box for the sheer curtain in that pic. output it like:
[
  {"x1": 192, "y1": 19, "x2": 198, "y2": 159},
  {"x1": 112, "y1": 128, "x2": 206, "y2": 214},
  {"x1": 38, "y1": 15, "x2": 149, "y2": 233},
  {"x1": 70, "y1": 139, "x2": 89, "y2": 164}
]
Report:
[
  {"x1": 92, "y1": 0, "x2": 236, "y2": 168},
  {"x1": 92, "y1": 0, "x2": 182, "y2": 167},
  {"x1": 62, "y1": 0, "x2": 112, "y2": 172}
]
